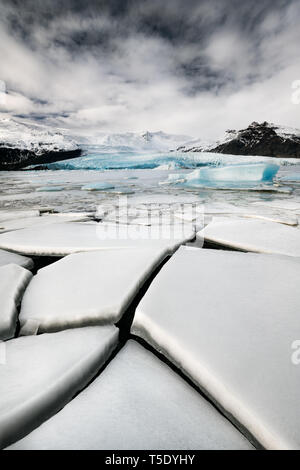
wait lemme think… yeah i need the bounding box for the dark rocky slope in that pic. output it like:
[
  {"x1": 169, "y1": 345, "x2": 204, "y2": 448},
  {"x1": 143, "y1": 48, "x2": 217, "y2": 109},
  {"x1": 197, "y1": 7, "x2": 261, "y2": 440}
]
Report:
[{"x1": 178, "y1": 122, "x2": 300, "y2": 158}]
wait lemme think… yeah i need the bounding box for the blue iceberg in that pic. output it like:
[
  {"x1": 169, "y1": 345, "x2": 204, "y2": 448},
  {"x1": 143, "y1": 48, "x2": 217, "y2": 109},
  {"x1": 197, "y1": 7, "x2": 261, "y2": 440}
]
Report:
[{"x1": 165, "y1": 163, "x2": 280, "y2": 189}]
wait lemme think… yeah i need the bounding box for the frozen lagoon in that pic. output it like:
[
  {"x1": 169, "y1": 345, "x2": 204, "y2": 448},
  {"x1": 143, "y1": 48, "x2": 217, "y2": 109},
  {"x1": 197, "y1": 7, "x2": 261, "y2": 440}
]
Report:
[{"x1": 0, "y1": 152, "x2": 300, "y2": 450}]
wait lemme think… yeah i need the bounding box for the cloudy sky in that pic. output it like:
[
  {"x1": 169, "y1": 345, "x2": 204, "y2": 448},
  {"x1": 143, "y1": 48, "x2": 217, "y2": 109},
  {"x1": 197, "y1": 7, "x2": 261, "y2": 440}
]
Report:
[{"x1": 0, "y1": 0, "x2": 299, "y2": 139}]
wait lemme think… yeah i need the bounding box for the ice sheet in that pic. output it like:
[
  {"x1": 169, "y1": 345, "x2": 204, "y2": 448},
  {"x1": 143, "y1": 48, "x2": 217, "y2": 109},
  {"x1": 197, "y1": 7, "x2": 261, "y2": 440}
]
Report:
[
  {"x1": 0, "y1": 326, "x2": 118, "y2": 448},
  {"x1": 132, "y1": 247, "x2": 300, "y2": 449},
  {"x1": 8, "y1": 341, "x2": 253, "y2": 450}
]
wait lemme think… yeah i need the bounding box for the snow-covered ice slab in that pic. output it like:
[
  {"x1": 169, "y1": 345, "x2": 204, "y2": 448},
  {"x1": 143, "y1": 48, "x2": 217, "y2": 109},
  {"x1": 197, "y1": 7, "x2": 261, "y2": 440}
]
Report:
[
  {"x1": 197, "y1": 217, "x2": 300, "y2": 256},
  {"x1": 252, "y1": 200, "x2": 300, "y2": 213},
  {"x1": 0, "y1": 222, "x2": 195, "y2": 257},
  {"x1": 20, "y1": 247, "x2": 171, "y2": 334},
  {"x1": 0, "y1": 213, "x2": 91, "y2": 234},
  {"x1": 0, "y1": 249, "x2": 33, "y2": 270},
  {"x1": 0, "y1": 210, "x2": 40, "y2": 223},
  {"x1": 8, "y1": 341, "x2": 253, "y2": 450},
  {"x1": 132, "y1": 247, "x2": 300, "y2": 449},
  {"x1": 0, "y1": 264, "x2": 32, "y2": 341},
  {"x1": 201, "y1": 203, "x2": 298, "y2": 226},
  {"x1": 0, "y1": 326, "x2": 118, "y2": 449}
]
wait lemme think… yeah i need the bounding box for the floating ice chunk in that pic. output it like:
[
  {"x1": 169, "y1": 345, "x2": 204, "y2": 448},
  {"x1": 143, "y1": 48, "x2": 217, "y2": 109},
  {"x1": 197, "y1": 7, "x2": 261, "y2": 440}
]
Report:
[
  {"x1": 241, "y1": 213, "x2": 298, "y2": 226},
  {"x1": 253, "y1": 200, "x2": 300, "y2": 213},
  {"x1": 0, "y1": 214, "x2": 91, "y2": 234},
  {"x1": 185, "y1": 163, "x2": 279, "y2": 183},
  {"x1": 128, "y1": 193, "x2": 201, "y2": 205},
  {"x1": 81, "y1": 182, "x2": 115, "y2": 191},
  {"x1": 197, "y1": 217, "x2": 300, "y2": 256},
  {"x1": 278, "y1": 174, "x2": 300, "y2": 182},
  {"x1": 153, "y1": 161, "x2": 180, "y2": 171},
  {"x1": 0, "y1": 264, "x2": 32, "y2": 340},
  {"x1": 36, "y1": 186, "x2": 65, "y2": 192},
  {"x1": 8, "y1": 341, "x2": 253, "y2": 450},
  {"x1": 0, "y1": 222, "x2": 195, "y2": 257},
  {"x1": 0, "y1": 249, "x2": 33, "y2": 270},
  {"x1": 131, "y1": 247, "x2": 300, "y2": 449},
  {"x1": 164, "y1": 164, "x2": 280, "y2": 188},
  {"x1": 0, "y1": 210, "x2": 40, "y2": 223},
  {"x1": 19, "y1": 247, "x2": 171, "y2": 334},
  {"x1": 201, "y1": 204, "x2": 298, "y2": 226},
  {"x1": 0, "y1": 326, "x2": 118, "y2": 449}
]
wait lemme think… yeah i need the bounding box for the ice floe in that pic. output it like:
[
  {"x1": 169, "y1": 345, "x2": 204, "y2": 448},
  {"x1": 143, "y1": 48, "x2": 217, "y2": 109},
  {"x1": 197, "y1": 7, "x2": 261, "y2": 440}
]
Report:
[
  {"x1": 19, "y1": 247, "x2": 171, "y2": 334},
  {"x1": 132, "y1": 247, "x2": 300, "y2": 449},
  {"x1": 8, "y1": 341, "x2": 253, "y2": 450},
  {"x1": 0, "y1": 222, "x2": 195, "y2": 257},
  {"x1": 197, "y1": 217, "x2": 300, "y2": 256},
  {"x1": 201, "y1": 204, "x2": 298, "y2": 226},
  {"x1": 0, "y1": 210, "x2": 40, "y2": 223},
  {"x1": 252, "y1": 200, "x2": 300, "y2": 213},
  {"x1": 0, "y1": 249, "x2": 34, "y2": 270},
  {"x1": 0, "y1": 213, "x2": 91, "y2": 234},
  {"x1": 0, "y1": 264, "x2": 32, "y2": 340},
  {"x1": 81, "y1": 182, "x2": 115, "y2": 191},
  {"x1": 0, "y1": 326, "x2": 118, "y2": 448}
]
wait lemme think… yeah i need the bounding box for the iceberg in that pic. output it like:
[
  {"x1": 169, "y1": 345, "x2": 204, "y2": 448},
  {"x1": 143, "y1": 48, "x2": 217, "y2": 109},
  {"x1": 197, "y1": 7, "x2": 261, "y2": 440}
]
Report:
[
  {"x1": 0, "y1": 326, "x2": 118, "y2": 449},
  {"x1": 8, "y1": 341, "x2": 253, "y2": 450},
  {"x1": 131, "y1": 246, "x2": 300, "y2": 449},
  {"x1": 0, "y1": 264, "x2": 32, "y2": 340},
  {"x1": 165, "y1": 163, "x2": 280, "y2": 188}
]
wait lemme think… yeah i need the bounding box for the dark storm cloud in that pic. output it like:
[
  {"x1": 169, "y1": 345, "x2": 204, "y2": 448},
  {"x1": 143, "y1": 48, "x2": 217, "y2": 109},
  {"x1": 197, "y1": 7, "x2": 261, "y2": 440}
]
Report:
[{"x1": 0, "y1": 0, "x2": 299, "y2": 138}]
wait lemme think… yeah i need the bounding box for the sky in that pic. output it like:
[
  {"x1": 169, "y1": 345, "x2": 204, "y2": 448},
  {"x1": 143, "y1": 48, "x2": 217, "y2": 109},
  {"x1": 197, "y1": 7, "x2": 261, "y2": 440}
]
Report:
[{"x1": 0, "y1": 0, "x2": 299, "y2": 139}]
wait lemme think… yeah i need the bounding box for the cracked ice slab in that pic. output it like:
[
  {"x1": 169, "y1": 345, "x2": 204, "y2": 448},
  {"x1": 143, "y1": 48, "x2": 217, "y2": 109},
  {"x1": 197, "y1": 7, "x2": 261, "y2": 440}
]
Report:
[
  {"x1": 0, "y1": 222, "x2": 195, "y2": 257},
  {"x1": 0, "y1": 210, "x2": 40, "y2": 223},
  {"x1": 8, "y1": 340, "x2": 253, "y2": 450},
  {"x1": 20, "y1": 247, "x2": 170, "y2": 334},
  {"x1": 0, "y1": 264, "x2": 32, "y2": 341},
  {"x1": 0, "y1": 249, "x2": 33, "y2": 270},
  {"x1": 0, "y1": 326, "x2": 118, "y2": 449},
  {"x1": 131, "y1": 246, "x2": 300, "y2": 449},
  {"x1": 197, "y1": 217, "x2": 300, "y2": 257},
  {"x1": 0, "y1": 213, "x2": 91, "y2": 234}
]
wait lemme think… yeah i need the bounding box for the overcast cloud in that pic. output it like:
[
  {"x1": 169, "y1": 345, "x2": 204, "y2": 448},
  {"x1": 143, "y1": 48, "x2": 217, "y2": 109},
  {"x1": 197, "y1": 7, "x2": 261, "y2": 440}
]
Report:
[{"x1": 0, "y1": 0, "x2": 299, "y2": 139}]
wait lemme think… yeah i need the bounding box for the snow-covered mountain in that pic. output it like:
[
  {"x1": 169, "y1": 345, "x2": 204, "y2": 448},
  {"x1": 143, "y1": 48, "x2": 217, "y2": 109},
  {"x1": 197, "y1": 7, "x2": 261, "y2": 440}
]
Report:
[
  {"x1": 0, "y1": 117, "x2": 81, "y2": 170},
  {"x1": 177, "y1": 122, "x2": 300, "y2": 158},
  {"x1": 79, "y1": 130, "x2": 192, "y2": 151}
]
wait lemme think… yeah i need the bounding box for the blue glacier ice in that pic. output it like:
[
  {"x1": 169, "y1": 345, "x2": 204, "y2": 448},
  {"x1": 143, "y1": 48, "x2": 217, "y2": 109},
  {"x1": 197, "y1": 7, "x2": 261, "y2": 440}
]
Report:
[
  {"x1": 81, "y1": 182, "x2": 115, "y2": 191},
  {"x1": 165, "y1": 163, "x2": 280, "y2": 189}
]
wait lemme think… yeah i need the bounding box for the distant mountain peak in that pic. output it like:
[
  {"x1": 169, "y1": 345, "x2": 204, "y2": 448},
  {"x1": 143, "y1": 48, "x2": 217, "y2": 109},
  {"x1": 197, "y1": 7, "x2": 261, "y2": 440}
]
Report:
[{"x1": 177, "y1": 121, "x2": 300, "y2": 158}]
